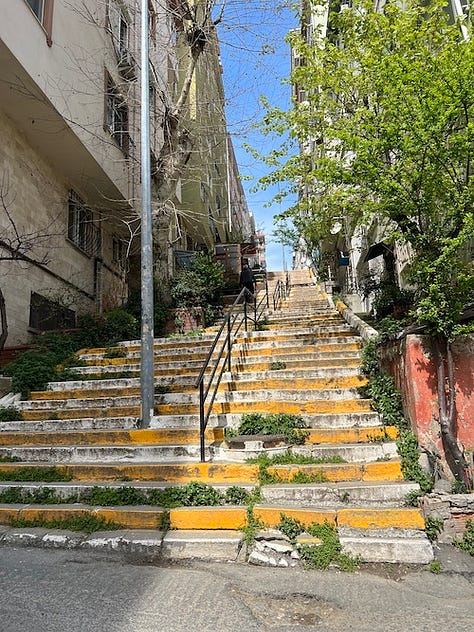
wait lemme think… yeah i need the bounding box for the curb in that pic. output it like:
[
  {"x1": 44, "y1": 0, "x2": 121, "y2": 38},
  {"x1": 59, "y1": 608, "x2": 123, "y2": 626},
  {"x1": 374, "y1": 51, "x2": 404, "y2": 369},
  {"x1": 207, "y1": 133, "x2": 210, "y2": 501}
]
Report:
[
  {"x1": 331, "y1": 300, "x2": 378, "y2": 342},
  {"x1": 0, "y1": 525, "x2": 243, "y2": 562}
]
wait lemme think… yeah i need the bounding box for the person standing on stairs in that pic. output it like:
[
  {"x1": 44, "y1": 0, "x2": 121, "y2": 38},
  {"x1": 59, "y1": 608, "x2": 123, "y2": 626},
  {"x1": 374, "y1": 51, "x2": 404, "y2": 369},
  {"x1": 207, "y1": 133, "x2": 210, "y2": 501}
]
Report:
[{"x1": 240, "y1": 259, "x2": 256, "y2": 302}]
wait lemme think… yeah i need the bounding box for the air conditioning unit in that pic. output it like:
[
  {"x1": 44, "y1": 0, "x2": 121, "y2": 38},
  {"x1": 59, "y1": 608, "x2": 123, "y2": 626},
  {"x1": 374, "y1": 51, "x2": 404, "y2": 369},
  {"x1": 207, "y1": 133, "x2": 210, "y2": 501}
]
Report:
[{"x1": 118, "y1": 48, "x2": 136, "y2": 80}]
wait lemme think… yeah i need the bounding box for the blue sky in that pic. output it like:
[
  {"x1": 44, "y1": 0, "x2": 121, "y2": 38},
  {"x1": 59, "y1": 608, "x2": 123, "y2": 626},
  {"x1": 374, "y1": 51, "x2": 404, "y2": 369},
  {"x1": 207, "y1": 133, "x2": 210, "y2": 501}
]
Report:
[{"x1": 217, "y1": 1, "x2": 298, "y2": 271}]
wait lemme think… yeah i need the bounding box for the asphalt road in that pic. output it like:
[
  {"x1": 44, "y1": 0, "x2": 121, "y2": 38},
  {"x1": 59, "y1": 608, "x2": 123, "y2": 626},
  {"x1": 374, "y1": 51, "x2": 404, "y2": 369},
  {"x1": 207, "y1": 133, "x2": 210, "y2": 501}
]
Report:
[{"x1": 0, "y1": 546, "x2": 472, "y2": 632}]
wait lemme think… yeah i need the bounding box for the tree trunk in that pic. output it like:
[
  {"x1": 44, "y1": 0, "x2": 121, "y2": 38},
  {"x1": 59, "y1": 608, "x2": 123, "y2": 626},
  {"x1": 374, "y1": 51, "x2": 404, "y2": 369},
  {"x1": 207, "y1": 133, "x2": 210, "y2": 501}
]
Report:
[
  {"x1": 434, "y1": 336, "x2": 469, "y2": 486},
  {"x1": 152, "y1": 208, "x2": 173, "y2": 292},
  {"x1": 0, "y1": 286, "x2": 8, "y2": 352}
]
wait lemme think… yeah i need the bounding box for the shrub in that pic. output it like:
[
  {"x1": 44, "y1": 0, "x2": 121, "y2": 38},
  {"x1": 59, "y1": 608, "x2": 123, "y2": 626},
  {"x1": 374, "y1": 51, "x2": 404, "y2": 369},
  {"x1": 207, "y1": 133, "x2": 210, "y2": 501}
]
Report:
[
  {"x1": 0, "y1": 406, "x2": 23, "y2": 422},
  {"x1": 3, "y1": 350, "x2": 58, "y2": 397},
  {"x1": 236, "y1": 413, "x2": 308, "y2": 445},
  {"x1": 170, "y1": 252, "x2": 226, "y2": 325},
  {"x1": 453, "y1": 519, "x2": 474, "y2": 556}
]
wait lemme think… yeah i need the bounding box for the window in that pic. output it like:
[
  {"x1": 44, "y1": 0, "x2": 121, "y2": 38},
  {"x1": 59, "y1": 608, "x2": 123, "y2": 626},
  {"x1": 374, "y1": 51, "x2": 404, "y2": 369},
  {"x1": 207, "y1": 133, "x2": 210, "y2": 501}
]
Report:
[
  {"x1": 105, "y1": 73, "x2": 129, "y2": 154},
  {"x1": 29, "y1": 292, "x2": 76, "y2": 332},
  {"x1": 68, "y1": 191, "x2": 101, "y2": 256},
  {"x1": 112, "y1": 236, "x2": 127, "y2": 269},
  {"x1": 107, "y1": 0, "x2": 129, "y2": 57},
  {"x1": 26, "y1": 0, "x2": 43, "y2": 20},
  {"x1": 24, "y1": 0, "x2": 54, "y2": 46}
]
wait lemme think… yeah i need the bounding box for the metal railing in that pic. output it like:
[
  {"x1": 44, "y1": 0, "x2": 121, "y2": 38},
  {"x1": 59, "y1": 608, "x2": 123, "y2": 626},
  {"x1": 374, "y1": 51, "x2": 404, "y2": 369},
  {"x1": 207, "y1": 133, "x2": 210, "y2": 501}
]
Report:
[
  {"x1": 194, "y1": 284, "x2": 268, "y2": 462},
  {"x1": 272, "y1": 279, "x2": 285, "y2": 310}
]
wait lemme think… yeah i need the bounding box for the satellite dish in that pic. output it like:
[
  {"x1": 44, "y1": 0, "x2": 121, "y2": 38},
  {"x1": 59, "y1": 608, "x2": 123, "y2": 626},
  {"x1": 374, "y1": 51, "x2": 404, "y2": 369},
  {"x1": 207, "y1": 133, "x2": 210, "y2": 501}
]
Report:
[{"x1": 330, "y1": 221, "x2": 342, "y2": 235}]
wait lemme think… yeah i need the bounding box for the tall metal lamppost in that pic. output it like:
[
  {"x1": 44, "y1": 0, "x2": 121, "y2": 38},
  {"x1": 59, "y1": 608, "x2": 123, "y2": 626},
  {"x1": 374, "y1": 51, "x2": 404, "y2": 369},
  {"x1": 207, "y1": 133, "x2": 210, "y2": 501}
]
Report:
[{"x1": 140, "y1": 0, "x2": 154, "y2": 428}]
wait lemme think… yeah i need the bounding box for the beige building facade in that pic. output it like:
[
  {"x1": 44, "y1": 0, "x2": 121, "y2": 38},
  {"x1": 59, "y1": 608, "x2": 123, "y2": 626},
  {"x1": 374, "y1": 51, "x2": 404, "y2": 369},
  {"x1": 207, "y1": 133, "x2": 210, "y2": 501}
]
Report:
[{"x1": 1, "y1": 0, "x2": 252, "y2": 345}]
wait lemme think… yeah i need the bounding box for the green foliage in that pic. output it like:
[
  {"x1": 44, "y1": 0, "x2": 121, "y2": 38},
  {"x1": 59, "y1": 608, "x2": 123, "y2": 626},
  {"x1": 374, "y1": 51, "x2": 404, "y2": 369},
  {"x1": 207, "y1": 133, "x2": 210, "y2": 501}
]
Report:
[
  {"x1": 397, "y1": 431, "x2": 432, "y2": 493},
  {"x1": 241, "y1": 506, "x2": 264, "y2": 546},
  {"x1": 0, "y1": 407, "x2": 23, "y2": 422},
  {"x1": 429, "y1": 561, "x2": 442, "y2": 574},
  {"x1": 236, "y1": 413, "x2": 308, "y2": 445},
  {"x1": 247, "y1": 451, "x2": 346, "y2": 466},
  {"x1": 256, "y1": 0, "x2": 474, "y2": 339},
  {"x1": 361, "y1": 339, "x2": 433, "y2": 492},
  {"x1": 3, "y1": 350, "x2": 58, "y2": 398},
  {"x1": 277, "y1": 514, "x2": 305, "y2": 543},
  {"x1": 103, "y1": 347, "x2": 127, "y2": 359},
  {"x1": 0, "y1": 467, "x2": 72, "y2": 482},
  {"x1": 425, "y1": 516, "x2": 444, "y2": 543},
  {"x1": 10, "y1": 513, "x2": 123, "y2": 533},
  {"x1": 277, "y1": 515, "x2": 359, "y2": 571},
  {"x1": 360, "y1": 278, "x2": 414, "y2": 320},
  {"x1": 247, "y1": 452, "x2": 341, "y2": 485},
  {"x1": 453, "y1": 519, "x2": 474, "y2": 556},
  {"x1": 3, "y1": 306, "x2": 139, "y2": 396},
  {"x1": 269, "y1": 361, "x2": 287, "y2": 370},
  {"x1": 125, "y1": 287, "x2": 169, "y2": 337},
  {"x1": 84, "y1": 486, "x2": 147, "y2": 507},
  {"x1": 170, "y1": 253, "x2": 225, "y2": 325},
  {"x1": 0, "y1": 486, "x2": 73, "y2": 505},
  {"x1": 0, "y1": 456, "x2": 21, "y2": 463}
]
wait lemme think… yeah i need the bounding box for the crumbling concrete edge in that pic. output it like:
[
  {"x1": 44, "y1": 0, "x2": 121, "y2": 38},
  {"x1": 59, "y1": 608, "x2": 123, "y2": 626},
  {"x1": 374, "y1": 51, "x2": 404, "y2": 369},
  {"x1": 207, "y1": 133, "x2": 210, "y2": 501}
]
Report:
[{"x1": 329, "y1": 298, "x2": 378, "y2": 342}]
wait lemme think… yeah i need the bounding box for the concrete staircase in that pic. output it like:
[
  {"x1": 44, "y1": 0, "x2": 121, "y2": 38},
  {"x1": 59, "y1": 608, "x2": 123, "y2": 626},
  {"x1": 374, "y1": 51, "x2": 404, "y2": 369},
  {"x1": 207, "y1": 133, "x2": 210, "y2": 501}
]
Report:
[{"x1": 0, "y1": 269, "x2": 433, "y2": 564}]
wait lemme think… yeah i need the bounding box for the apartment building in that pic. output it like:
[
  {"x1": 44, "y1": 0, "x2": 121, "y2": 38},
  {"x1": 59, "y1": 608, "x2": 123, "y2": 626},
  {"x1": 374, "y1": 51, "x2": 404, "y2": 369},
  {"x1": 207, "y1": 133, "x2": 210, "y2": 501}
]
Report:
[
  {"x1": 0, "y1": 0, "x2": 250, "y2": 345},
  {"x1": 0, "y1": 0, "x2": 166, "y2": 344}
]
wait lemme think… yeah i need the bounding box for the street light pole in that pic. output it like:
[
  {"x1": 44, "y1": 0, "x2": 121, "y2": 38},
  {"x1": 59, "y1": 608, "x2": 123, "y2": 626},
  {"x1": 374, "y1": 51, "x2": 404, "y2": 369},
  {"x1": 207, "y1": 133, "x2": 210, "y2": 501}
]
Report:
[{"x1": 140, "y1": 0, "x2": 154, "y2": 428}]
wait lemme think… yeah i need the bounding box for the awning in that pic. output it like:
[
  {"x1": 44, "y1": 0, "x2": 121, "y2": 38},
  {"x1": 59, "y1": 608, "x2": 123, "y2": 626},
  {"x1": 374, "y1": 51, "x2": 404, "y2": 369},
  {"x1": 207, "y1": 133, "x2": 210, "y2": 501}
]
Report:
[{"x1": 363, "y1": 242, "x2": 392, "y2": 262}]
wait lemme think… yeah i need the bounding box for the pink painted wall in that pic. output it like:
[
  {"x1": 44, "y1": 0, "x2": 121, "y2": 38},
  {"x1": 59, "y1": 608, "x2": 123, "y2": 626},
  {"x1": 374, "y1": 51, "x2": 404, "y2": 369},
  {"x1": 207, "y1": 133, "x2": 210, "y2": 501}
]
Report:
[{"x1": 379, "y1": 334, "x2": 474, "y2": 456}]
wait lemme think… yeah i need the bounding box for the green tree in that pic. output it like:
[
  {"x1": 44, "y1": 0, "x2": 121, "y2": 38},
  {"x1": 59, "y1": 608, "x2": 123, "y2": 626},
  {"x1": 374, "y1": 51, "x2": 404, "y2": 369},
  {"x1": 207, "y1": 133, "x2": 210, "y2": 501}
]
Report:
[{"x1": 256, "y1": 0, "x2": 474, "y2": 485}]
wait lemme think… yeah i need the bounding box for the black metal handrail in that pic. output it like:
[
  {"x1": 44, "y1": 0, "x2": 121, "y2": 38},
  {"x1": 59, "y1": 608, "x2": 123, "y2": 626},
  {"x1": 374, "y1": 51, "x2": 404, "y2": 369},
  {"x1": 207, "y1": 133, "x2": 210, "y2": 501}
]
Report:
[
  {"x1": 273, "y1": 279, "x2": 285, "y2": 310},
  {"x1": 194, "y1": 285, "x2": 267, "y2": 462}
]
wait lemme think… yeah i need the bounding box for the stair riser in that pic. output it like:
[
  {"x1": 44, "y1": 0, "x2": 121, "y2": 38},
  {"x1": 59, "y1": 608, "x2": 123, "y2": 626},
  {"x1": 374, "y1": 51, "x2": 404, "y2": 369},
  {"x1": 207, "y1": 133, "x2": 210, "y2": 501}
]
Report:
[
  {"x1": 261, "y1": 482, "x2": 418, "y2": 507},
  {"x1": 30, "y1": 375, "x2": 367, "y2": 402},
  {"x1": 0, "y1": 445, "x2": 208, "y2": 463},
  {"x1": 0, "y1": 462, "x2": 260, "y2": 483},
  {"x1": 0, "y1": 428, "x2": 223, "y2": 447}
]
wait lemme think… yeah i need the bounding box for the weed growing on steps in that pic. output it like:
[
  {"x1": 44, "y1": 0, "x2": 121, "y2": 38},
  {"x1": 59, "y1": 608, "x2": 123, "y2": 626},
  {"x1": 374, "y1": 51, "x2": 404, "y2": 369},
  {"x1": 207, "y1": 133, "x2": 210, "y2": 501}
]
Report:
[
  {"x1": 0, "y1": 407, "x2": 23, "y2": 422},
  {"x1": 429, "y1": 561, "x2": 442, "y2": 573},
  {"x1": 0, "y1": 467, "x2": 72, "y2": 482},
  {"x1": 425, "y1": 516, "x2": 444, "y2": 542},
  {"x1": 9, "y1": 513, "x2": 123, "y2": 534},
  {"x1": 103, "y1": 347, "x2": 127, "y2": 359},
  {"x1": 241, "y1": 506, "x2": 264, "y2": 546},
  {"x1": 236, "y1": 413, "x2": 308, "y2": 445},
  {"x1": 0, "y1": 456, "x2": 21, "y2": 463},
  {"x1": 247, "y1": 451, "x2": 345, "y2": 485},
  {"x1": 453, "y1": 519, "x2": 474, "y2": 556},
  {"x1": 269, "y1": 361, "x2": 287, "y2": 370},
  {"x1": 0, "y1": 482, "x2": 258, "y2": 508},
  {"x1": 277, "y1": 514, "x2": 359, "y2": 571}
]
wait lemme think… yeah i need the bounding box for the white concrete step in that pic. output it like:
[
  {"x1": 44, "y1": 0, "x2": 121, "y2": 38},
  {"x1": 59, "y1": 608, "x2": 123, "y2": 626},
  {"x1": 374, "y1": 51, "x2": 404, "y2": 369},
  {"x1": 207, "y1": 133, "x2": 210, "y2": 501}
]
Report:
[{"x1": 261, "y1": 481, "x2": 418, "y2": 507}]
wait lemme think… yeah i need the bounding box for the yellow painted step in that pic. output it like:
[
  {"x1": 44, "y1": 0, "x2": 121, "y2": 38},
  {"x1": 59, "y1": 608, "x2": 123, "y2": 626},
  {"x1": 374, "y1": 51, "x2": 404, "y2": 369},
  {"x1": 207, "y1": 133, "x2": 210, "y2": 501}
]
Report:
[
  {"x1": 21, "y1": 406, "x2": 141, "y2": 421},
  {"x1": 0, "y1": 427, "x2": 224, "y2": 447},
  {"x1": 254, "y1": 507, "x2": 336, "y2": 527},
  {"x1": 30, "y1": 375, "x2": 367, "y2": 401},
  {"x1": 156, "y1": 399, "x2": 373, "y2": 416},
  {"x1": 0, "y1": 504, "x2": 425, "y2": 531},
  {"x1": 221, "y1": 375, "x2": 367, "y2": 392},
  {"x1": 0, "y1": 462, "x2": 261, "y2": 484},
  {"x1": 268, "y1": 460, "x2": 403, "y2": 483},
  {"x1": 305, "y1": 426, "x2": 398, "y2": 444},
  {"x1": 253, "y1": 506, "x2": 425, "y2": 530}
]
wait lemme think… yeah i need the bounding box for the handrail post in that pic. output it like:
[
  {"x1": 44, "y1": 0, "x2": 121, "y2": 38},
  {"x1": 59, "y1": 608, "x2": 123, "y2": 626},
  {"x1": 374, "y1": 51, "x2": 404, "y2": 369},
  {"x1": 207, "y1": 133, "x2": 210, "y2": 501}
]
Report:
[
  {"x1": 227, "y1": 316, "x2": 232, "y2": 373},
  {"x1": 265, "y1": 279, "x2": 269, "y2": 308},
  {"x1": 244, "y1": 297, "x2": 248, "y2": 331},
  {"x1": 199, "y1": 380, "x2": 205, "y2": 462},
  {"x1": 253, "y1": 294, "x2": 257, "y2": 330}
]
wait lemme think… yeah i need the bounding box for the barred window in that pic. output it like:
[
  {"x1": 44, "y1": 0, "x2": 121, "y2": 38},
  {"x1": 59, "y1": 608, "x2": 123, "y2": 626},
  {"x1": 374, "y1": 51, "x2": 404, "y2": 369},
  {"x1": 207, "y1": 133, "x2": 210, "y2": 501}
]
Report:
[
  {"x1": 67, "y1": 192, "x2": 101, "y2": 257},
  {"x1": 105, "y1": 73, "x2": 129, "y2": 154}
]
